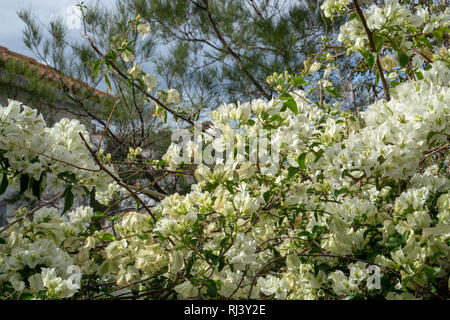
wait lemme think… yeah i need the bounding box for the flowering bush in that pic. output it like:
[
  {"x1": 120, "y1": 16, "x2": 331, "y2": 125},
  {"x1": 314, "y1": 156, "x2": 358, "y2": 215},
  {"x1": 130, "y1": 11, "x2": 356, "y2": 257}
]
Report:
[{"x1": 0, "y1": 0, "x2": 449, "y2": 300}]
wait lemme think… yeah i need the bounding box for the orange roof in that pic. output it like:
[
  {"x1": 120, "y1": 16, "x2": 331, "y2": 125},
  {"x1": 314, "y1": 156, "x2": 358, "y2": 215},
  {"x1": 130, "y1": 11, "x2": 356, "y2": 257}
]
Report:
[{"x1": 0, "y1": 45, "x2": 110, "y2": 98}]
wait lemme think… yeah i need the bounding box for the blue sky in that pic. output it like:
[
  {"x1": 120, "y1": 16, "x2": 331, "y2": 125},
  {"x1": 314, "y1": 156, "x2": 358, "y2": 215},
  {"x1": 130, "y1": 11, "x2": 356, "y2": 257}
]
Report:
[{"x1": 0, "y1": 0, "x2": 100, "y2": 58}]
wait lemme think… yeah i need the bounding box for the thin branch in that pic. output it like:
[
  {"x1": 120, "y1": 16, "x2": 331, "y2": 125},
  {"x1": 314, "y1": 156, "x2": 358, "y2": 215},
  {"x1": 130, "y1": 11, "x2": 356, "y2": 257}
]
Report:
[
  {"x1": 200, "y1": 0, "x2": 271, "y2": 99},
  {"x1": 79, "y1": 132, "x2": 157, "y2": 222},
  {"x1": 353, "y1": 0, "x2": 391, "y2": 101}
]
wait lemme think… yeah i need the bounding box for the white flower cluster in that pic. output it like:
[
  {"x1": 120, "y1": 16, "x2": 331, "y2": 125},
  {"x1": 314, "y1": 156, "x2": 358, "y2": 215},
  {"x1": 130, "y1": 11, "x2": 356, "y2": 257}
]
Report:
[
  {"x1": 0, "y1": 207, "x2": 93, "y2": 298},
  {"x1": 155, "y1": 60, "x2": 449, "y2": 299},
  {"x1": 0, "y1": 100, "x2": 113, "y2": 199},
  {"x1": 0, "y1": 1, "x2": 448, "y2": 300},
  {"x1": 337, "y1": 1, "x2": 450, "y2": 54},
  {"x1": 325, "y1": 61, "x2": 449, "y2": 180}
]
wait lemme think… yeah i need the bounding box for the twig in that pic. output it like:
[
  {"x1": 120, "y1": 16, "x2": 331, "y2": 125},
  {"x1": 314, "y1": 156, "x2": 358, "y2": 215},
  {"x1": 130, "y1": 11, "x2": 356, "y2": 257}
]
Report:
[
  {"x1": 79, "y1": 132, "x2": 157, "y2": 222},
  {"x1": 353, "y1": 0, "x2": 391, "y2": 101},
  {"x1": 0, "y1": 193, "x2": 63, "y2": 234}
]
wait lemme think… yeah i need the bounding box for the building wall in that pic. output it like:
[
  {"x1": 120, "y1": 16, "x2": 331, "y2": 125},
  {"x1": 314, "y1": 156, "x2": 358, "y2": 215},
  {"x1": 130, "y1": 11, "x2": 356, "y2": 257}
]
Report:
[
  {"x1": 0, "y1": 68, "x2": 103, "y2": 226},
  {"x1": 0, "y1": 68, "x2": 96, "y2": 130}
]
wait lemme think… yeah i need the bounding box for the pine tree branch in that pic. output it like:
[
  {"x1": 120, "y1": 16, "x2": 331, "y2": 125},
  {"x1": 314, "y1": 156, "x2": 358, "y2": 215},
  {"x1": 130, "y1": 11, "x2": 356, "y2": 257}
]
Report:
[{"x1": 199, "y1": 0, "x2": 271, "y2": 100}]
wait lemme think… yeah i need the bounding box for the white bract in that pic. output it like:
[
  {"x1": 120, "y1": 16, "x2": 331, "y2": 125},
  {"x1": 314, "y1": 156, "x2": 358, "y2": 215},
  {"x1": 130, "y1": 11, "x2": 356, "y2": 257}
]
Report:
[{"x1": 0, "y1": 1, "x2": 448, "y2": 300}]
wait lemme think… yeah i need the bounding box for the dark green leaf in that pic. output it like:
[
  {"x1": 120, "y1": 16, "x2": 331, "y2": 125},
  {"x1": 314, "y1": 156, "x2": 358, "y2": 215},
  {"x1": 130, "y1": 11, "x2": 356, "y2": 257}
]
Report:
[
  {"x1": 31, "y1": 177, "x2": 42, "y2": 200},
  {"x1": 364, "y1": 52, "x2": 376, "y2": 70},
  {"x1": 325, "y1": 86, "x2": 343, "y2": 98},
  {"x1": 426, "y1": 131, "x2": 436, "y2": 144},
  {"x1": 297, "y1": 231, "x2": 311, "y2": 238},
  {"x1": 334, "y1": 188, "x2": 349, "y2": 197},
  {"x1": 62, "y1": 186, "x2": 74, "y2": 215},
  {"x1": 206, "y1": 280, "x2": 217, "y2": 298},
  {"x1": 402, "y1": 230, "x2": 410, "y2": 244},
  {"x1": 398, "y1": 53, "x2": 408, "y2": 68},
  {"x1": 287, "y1": 166, "x2": 299, "y2": 179},
  {"x1": 263, "y1": 190, "x2": 271, "y2": 202},
  {"x1": 297, "y1": 153, "x2": 307, "y2": 170},
  {"x1": 314, "y1": 149, "x2": 324, "y2": 162},
  {"x1": 218, "y1": 256, "x2": 226, "y2": 271},
  {"x1": 423, "y1": 266, "x2": 440, "y2": 282},
  {"x1": 373, "y1": 34, "x2": 383, "y2": 52},
  {"x1": 19, "y1": 174, "x2": 29, "y2": 194},
  {"x1": 0, "y1": 172, "x2": 8, "y2": 195}
]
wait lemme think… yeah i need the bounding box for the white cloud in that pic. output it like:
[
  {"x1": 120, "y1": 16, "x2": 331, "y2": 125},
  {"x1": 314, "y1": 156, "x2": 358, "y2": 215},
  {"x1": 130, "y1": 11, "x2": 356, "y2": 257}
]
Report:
[{"x1": 0, "y1": 0, "x2": 101, "y2": 56}]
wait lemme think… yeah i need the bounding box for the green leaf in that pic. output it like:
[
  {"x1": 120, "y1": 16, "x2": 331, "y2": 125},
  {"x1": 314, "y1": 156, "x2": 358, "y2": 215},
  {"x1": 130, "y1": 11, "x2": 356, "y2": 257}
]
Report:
[
  {"x1": 426, "y1": 131, "x2": 437, "y2": 144},
  {"x1": 263, "y1": 190, "x2": 271, "y2": 202},
  {"x1": 423, "y1": 266, "x2": 440, "y2": 282},
  {"x1": 0, "y1": 172, "x2": 8, "y2": 195},
  {"x1": 93, "y1": 211, "x2": 105, "y2": 220},
  {"x1": 284, "y1": 99, "x2": 298, "y2": 115},
  {"x1": 261, "y1": 111, "x2": 269, "y2": 120},
  {"x1": 416, "y1": 71, "x2": 424, "y2": 80},
  {"x1": 101, "y1": 233, "x2": 116, "y2": 242},
  {"x1": 135, "y1": 198, "x2": 141, "y2": 210},
  {"x1": 297, "y1": 231, "x2": 311, "y2": 238},
  {"x1": 104, "y1": 73, "x2": 112, "y2": 92},
  {"x1": 62, "y1": 186, "x2": 74, "y2": 215},
  {"x1": 206, "y1": 252, "x2": 219, "y2": 266},
  {"x1": 377, "y1": 155, "x2": 386, "y2": 164},
  {"x1": 432, "y1": 28, "x2": 443, "y2": 43},
  {"x1": 269, "y1": 114, "x2": 283, "y2": 123},
  {"x1": 314, "y1": 149, "x2": 324, "y2": 162},
  {"x1": 18, "y1": 292, "x2": 35, "y2": 300},
  {"x1": 287, "y1": 166, "x2": 299, "y2": 179},
  {"x1": 373, "y1": 34, "x2": 383, "y2": 52},
  {"x1": 109, "y1": 215, "x2": 122, "y2": 222},
  {"x1": 92, "y1": 59, "x2": 102, "y2": 77},
  {"x1": 363, "y1": 52, "x2": 376, "y2": 70},
  {"x1": 206, "y1": 280, "x2": 217, "y2": 298},
  {"x1": 19, "y1": 174, "x2": 29, "y2": 194},
  {"x1": 185, "y1": 254, "x2": 196, "y2": 277},
  {"x1": 402, "y1": 230, "x2": 410, "y2": 244},
  {"x1": 219, "y1": 237, "x2": 229, "y2": 249},
  {"x1": 390, "y1": 80, "x2": 399, "y2": 87},
  {"x1": 325, "y1": 86, "x2": 343, "y2": 98},
  {"x1": 297, "y1": 153, "x2": 307, "y2": 170},
  {"x1": 31, "y1": 177, "x2": 42, "y2": 200},
  {"x1": 218, "y1": 256, "x2": 226, "y2": 271},
  {"x1": 398, "y1": 53, "x2": 408, "y2": 68},
  {"x1": 293, "y1": 77, "x2": 307, "y2": 87},
  {"x1": 334, "y1": 188, "x2": 349, "y2": 197},
  {"x1": 278, "y1": 93, "x2": 292, "y2": 100}
]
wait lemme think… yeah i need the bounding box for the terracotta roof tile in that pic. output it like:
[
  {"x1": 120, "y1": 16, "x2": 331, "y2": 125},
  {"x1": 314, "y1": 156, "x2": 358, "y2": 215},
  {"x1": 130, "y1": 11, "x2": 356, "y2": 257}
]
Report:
[{"x1": 0, "y1": 45, "x2": 110, "y2": 98}]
